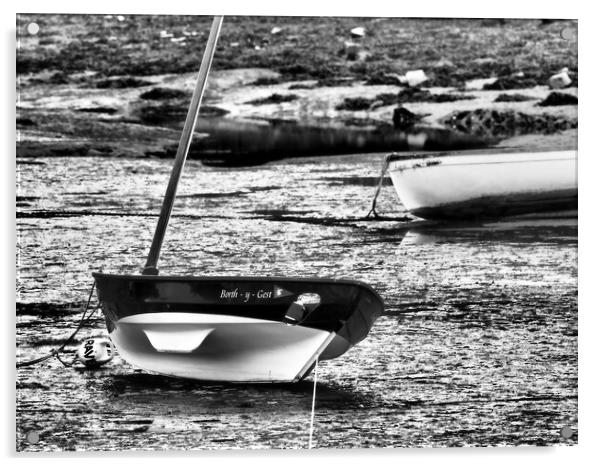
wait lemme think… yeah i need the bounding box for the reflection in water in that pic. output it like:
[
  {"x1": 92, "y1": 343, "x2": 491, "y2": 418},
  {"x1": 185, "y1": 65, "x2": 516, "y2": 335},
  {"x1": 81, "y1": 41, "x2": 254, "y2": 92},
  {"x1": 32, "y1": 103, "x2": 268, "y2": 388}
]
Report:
[
  {"x1": 397, "y1": 213, "x2": 578, "y2": 246},
  {"x1": 174, "y1": 118, "x2": 496, "y2": 166}
]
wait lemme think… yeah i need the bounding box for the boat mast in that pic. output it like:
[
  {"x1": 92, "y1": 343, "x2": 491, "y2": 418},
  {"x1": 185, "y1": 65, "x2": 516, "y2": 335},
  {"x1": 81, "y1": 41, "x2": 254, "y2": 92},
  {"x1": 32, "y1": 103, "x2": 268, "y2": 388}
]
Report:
[{"x1": 142, "y1": 16, "x2": 223, "y2": 275}]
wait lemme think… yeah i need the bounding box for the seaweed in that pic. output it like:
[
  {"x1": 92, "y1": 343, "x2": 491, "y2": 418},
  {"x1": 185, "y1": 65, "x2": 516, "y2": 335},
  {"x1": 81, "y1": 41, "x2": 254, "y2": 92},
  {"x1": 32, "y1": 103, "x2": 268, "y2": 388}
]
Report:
[
  {"x1": 538, "y1": 92, "x2": 578, "y2": 106},
  {"x1": 494, "y1": 93, "x2": 536, "y2": 102},
  {"x1": 94, "y1": 77, "x2": 153, "y2": 89},
  {"x1": 335, "y1": 97, "x2": 373, "y2": 111},
  {"x1": 483, "y1": 75, "x2": 539, "y2": 90},
  {"x1": 245, "y1": 93, "x2": 299, "y2": 105},
  {"x1": 139, "y1": 87, "x2": 189, "y2": 100}
]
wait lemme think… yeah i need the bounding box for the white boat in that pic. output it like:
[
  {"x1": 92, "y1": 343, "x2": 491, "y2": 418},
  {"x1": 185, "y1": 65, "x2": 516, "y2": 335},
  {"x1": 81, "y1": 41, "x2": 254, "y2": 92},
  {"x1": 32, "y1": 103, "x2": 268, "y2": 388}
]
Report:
[
  {"x1": 385, "y1": 148, "x2": 577, "y2": 220},
  {"x1": 93, "y1": 17, "x2": 383, "y2": 383},
  {"x1": 94, "y1": 274, "x2": 382, "y2": 382}
]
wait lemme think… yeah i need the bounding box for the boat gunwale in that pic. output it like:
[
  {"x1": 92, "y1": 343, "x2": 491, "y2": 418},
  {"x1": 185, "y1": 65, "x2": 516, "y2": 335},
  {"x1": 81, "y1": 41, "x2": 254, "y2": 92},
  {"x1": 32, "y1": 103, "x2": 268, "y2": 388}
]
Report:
[
  {"x1": 92, "y1": 272, "x2": 384, "y2": 305},
  {"x1": 386, "y1": 146, "x2": 577, "y2": 164},
  {"x1": 388, "y1": 149, "x2": 577, "y2": 174}
]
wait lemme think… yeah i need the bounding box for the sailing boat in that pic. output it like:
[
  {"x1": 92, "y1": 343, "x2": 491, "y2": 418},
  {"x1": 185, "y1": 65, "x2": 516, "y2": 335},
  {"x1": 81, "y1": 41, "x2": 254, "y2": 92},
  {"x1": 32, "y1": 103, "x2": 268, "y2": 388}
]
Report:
[
  {"x1": 387, "y1": 148, "x2": 577, "y2": 220},
  {"x1": 369, "y1": 147, "x2": 577, "y2": 221},
  {"x1": 93, "y1": 17, "x2": 383, "y2": 382}
]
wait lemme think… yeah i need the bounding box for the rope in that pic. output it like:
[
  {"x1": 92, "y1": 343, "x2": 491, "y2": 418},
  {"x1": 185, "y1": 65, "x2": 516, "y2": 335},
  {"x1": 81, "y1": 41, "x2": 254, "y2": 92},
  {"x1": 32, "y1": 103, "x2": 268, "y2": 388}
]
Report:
[
  {"x1": 366, "y1": 153, "x2": 395, "y2": 218},
  {"x1": 16, "y1": 282, "x2": 99, "y2": 368},
  {"x1": 308, "y1": 357, "x2": 319, "y2": 449}
]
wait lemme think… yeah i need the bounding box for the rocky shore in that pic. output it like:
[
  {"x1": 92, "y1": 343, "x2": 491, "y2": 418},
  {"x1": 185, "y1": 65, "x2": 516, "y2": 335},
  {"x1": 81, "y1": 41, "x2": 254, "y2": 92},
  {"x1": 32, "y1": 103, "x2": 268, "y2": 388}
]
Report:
[{"x1": 17, "y1": 15, "x2": 578, "y2": 165}]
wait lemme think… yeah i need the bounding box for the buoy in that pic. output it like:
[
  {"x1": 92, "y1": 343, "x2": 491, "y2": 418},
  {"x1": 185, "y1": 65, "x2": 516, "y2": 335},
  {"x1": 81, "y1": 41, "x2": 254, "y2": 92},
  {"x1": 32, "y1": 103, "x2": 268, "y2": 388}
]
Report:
[{"x1": 76, "y1": 337, "x2": 114, "y2": 368}]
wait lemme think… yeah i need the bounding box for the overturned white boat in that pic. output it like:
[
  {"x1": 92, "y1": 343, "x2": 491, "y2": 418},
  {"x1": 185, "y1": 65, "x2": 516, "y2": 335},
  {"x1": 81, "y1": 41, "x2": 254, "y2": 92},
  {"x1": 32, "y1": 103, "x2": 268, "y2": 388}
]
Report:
[{"x1": 377, "y1": 148, "x2": 577, "y2": 220}]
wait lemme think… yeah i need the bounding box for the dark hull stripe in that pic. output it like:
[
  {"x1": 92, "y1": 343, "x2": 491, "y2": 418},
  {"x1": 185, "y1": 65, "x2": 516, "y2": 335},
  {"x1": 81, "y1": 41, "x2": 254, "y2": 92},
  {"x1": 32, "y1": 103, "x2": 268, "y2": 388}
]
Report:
[{"x1": 93, "y1": 274, "x2": 384, "y2": 348}]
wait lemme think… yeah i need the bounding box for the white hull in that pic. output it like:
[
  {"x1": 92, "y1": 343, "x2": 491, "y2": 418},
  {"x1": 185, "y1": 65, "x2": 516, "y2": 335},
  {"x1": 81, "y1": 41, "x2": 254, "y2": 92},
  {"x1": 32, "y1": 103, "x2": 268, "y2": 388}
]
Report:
[
  {"x1": 110, "y1": 312, "x2": 341, "y2": 382},
  {"x1": 389, "y1": 150, "x2": 577, "y2": 219}
]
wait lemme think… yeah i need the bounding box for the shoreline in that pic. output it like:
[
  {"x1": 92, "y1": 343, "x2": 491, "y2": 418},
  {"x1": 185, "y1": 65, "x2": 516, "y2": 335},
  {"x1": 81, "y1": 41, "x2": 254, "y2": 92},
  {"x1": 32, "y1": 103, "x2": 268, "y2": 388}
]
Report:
[
  {"x1": 17, "y1": 16, "x2": 578, "y2": 165},
  {"x1": 17, "y1": 67, "x2": 577, "y2": 165}
]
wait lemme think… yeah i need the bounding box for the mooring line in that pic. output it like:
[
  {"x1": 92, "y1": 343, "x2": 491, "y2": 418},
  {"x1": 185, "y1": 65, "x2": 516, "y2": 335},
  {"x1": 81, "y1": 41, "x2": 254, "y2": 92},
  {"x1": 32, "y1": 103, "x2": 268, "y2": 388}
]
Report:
[
  {"x1": 16, "y1": 282, "x2": 98, "y2": 368},
  {"x1": 367, "y1": 153, "x2": 395, "y2": 218},
  {"x1": 308, "y1": 357, "x2": 319, "y2": 449}
]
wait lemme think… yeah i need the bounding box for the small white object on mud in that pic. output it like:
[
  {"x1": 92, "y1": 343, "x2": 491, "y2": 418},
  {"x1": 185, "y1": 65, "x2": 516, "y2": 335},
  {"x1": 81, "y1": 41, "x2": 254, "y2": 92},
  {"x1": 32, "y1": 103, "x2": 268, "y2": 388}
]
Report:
[
  {"x1": 160, "y1": 30, "x2": 174, "y2": 39},
  {"x1": 402, "y1": 70, "x2": 429, "y2": 87},
  {"x1": 434, "y1": 58, "x2": 455, "y2": 69},
  {"x1": 27, "y1": 23, "x2": 40, "y2": 36},
  {"x1": 271, "y1": 27, "x2": 282, "y2": 35},
  {"x1": 116, "y1": 15, "x2": 125, "y2": 22},
  {"x1": 76, "y1": 337, "x2": 114, "y2": 368},
  {"x1": 465, "y1": 77, "x2": 497, "y2": 90},
  {"x1": 549, "y1": 68, "x2": 572, "y2": 89},
  {"x1": 350, "y1": 27, "x2": 366, "y2": 38}
]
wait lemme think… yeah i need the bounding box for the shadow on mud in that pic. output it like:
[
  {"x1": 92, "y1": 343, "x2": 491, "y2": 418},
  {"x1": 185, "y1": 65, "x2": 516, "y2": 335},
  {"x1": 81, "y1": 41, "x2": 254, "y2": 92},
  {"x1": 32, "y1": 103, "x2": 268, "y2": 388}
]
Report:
[{"x1": 99, "y1": 372, "x2": 375, "y2": 411}]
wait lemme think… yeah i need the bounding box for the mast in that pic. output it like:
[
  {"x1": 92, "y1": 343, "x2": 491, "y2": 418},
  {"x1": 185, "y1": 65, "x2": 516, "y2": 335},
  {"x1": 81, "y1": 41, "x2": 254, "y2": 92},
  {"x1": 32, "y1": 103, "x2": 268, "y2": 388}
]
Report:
[{"x1": 142, "y1": 16, "x2": 223, "y2": 275}]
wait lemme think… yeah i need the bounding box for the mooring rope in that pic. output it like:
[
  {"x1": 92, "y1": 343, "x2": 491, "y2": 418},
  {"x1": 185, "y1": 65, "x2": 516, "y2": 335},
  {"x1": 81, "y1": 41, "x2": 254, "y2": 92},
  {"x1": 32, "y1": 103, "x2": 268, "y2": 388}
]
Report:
[
  {"x1": 16, "y1": 282, "x2": 99, "y2": 368},
  {"x1": 308, "y1": 357, "x2": 319, "y2": 449},
  {"x1": 366, "y1": 153, "x2": 395, "y2": 218}
]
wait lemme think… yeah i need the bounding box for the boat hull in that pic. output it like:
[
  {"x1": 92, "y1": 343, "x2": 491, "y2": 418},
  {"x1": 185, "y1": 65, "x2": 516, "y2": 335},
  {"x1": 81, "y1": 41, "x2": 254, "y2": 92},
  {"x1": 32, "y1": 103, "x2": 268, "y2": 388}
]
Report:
[
  {"x1": 93, "y1": 273, "x2": 383, "y2": 382},
  {"x1": 389, "y1": 150, "x2": 577, "y2": 220},
  {"x1": 111, "y1": 312, "x2": 336, "y2": 382}
]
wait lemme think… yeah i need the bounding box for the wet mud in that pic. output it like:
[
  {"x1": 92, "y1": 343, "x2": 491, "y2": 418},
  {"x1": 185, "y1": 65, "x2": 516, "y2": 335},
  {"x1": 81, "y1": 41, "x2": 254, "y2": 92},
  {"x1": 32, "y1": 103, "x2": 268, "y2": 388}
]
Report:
[
  {"x1": 16, "y1": 14, "x2": 578, "y2": 451},
  {"x1": 16, "y1": 154, "x2": 577, "y2": 451}
]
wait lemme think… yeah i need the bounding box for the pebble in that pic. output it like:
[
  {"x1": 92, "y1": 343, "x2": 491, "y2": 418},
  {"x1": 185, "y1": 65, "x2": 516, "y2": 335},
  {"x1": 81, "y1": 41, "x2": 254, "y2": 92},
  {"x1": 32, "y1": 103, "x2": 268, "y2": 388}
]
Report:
[
  {"x1": 549, "y1": 68, "x2": 572, "y2": 89},
  {"x1": 402, "y1": 69, "x2": 429, "y2": 87},
  {"x1": 350, "y1": 27, "x2": 365, "y2": 38}
]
